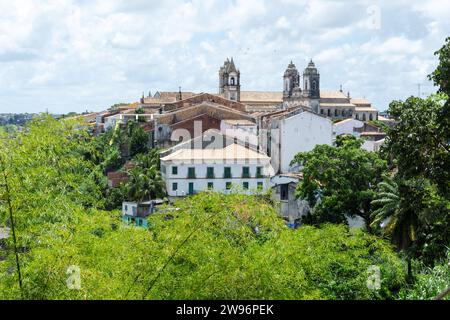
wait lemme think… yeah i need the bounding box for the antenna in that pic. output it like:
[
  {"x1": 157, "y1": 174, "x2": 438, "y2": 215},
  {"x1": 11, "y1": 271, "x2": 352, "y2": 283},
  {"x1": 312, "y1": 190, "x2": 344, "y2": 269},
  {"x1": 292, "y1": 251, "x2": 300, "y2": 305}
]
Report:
[{"x1": 416, "y1": 83, "x2": 421, "y2": 97}]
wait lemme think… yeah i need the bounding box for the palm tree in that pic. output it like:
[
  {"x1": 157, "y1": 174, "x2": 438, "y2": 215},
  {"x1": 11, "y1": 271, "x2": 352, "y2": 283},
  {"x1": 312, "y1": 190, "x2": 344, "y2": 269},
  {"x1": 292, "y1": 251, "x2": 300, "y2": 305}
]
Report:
[
  {"x1": 371, "y1": 176, "x2": 421, "y2": 280},
  {"x1": 125, "y1": 164, "x2": 165, "y2": 202}
]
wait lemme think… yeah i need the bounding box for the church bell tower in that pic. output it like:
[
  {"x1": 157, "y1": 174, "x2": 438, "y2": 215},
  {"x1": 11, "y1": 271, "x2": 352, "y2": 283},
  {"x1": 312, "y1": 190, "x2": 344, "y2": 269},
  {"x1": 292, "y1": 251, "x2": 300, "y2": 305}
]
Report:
[{"x1": 219, "y1": 57, "x2": 240, "y2": 101}]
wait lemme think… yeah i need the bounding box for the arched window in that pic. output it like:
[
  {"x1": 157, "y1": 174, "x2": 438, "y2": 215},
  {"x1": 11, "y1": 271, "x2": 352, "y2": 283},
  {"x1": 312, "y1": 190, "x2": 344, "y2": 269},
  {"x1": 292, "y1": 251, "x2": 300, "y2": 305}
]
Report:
[
  {"x1": 363, "y1": 114, "x2": 366, "y2": 121},
  {"x1": 327, "y1": 109, "x2": 331, "y2": 116},
  {"x1": 334, "y1": 109, "x2": 338, "y2": 117},
  {"x1": 312, "y1": 81, "x2": 317, "y2": 90},
  {"x1": 369, "y1": 114, "x2": 373, "y2": 121},
  {"x1": 305, "y1": 80, "x2": 308, "y2": 90},
  {"x1": 230, "y1": 77, "x2": 235, "y2": 85}
]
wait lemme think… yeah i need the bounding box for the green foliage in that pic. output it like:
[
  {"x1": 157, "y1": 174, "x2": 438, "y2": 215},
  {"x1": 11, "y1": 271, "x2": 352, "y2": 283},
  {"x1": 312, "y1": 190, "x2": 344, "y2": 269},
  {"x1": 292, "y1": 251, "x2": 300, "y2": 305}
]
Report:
[
  {"x1": 291, "y1": 138, "x2": 387, "y2": 228},
  {"x1": 382, "y1": 94, "x2": 450, "y2": 196},
  {"x1": 0, "y1": 189, "x2": 406, "y2": 299},
  {"x1": 399, "y1": 252, "x2": 450, "y2": 300},
  {"x1": 122, "y1": 153, "x2": 166, "y2": 202},
  {"x1": 371, "y1": 176, "x2": 422, "y2": 252}
]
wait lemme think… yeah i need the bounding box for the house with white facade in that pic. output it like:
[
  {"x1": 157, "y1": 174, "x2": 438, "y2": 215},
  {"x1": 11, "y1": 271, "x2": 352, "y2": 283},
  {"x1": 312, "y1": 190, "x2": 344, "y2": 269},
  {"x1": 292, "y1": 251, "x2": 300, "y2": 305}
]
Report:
[
  {"x1": 160, "y1": 129, "x2": 274, "y2": 197},
  {"x1": 259, "y1": 108, "x2": 333, "y2": 174},
  {"x1": 220, "y1": 119, "x2": 258, "y2": 147},
  {"x1": 333, "y1": 118, "x2": 386, "y2": 152}
]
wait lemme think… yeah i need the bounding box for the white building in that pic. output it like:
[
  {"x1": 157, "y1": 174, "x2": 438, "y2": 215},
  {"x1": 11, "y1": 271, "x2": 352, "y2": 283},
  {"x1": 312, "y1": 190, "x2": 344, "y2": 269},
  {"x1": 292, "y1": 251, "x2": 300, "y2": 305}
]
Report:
[
  {"x1": 333, "y1": 118, "x2": 386, "y2": 152},
  {"x1": 333, "y1": 118, "x2": 364, "y2": 137},
  {"x1": 220, "y1": 119, "x2": 258, "y2": 147},
  {"x1": 260, "y1": 109, "x2": 333, "y2": 173},
  {"x1": 160, "y1": 130, "x2": 274, "y2": 197}
]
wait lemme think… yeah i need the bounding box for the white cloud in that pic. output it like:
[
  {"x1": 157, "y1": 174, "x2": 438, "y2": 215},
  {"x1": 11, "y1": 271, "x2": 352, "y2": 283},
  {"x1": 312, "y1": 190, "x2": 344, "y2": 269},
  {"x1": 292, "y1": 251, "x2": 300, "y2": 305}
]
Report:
[{"x1": 0, "y1": 0, "x2": 445, "y2": 113}]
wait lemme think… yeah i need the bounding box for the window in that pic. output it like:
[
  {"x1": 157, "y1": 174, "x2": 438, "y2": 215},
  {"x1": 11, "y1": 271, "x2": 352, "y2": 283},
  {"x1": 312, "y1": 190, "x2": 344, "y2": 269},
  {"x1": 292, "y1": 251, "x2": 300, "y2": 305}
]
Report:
[
  {"x1": 188, "y1": 182, "x2": 194, "y2": 195},
  {"x1": 327, "y1": 109, "x2": 331, "y2": 116},
  {"x1": 230, "y1": 77, "x2": 235, "y2": 85},
  {"x1": 125, "y1": 205, "x2": 128, "y2": 211},
  {"x1": 242, "y1": 166, "x2": 250, "y2": 178},
  {"x1": 172, "y1": 183, "x2": 178, "y2": 191},
  {"x1": 226, "y1": 182, "x2": 232, "y2": 190},
  {"x1": 207, "y1": 182, "x2": 214, "y2": 190},
  {"x1": 312, "y1": 81, "x2": 317, "y2": 90},
  {"x1": 320, "y1": 109, "x2": 324, "y2": 115},
  {"x1": 243, "y1": 182, "x2": 249, "y2": 190},
  {"x1": 369, "y1": 113, "x2": 373, "y2": 121},
  {"x1": 224, "y1": 167, "x2": 232, "y2": 178},
  {"x1": 257, "y1": 182, "x2": 263, "y2": 190},
  {"x1": 363, "y1": 114, "x2": 366, "y2": 121},
  {"x1": 334, "y1": 109, "x2": 338, "y2": 117},
  {"x1": 256, "y1": 166, "x2": 263, "y2": 178},
  {"x1": 280, "y1": 184, "x2": 289, "y2": 200},
  {"x1": 172, "y1": 166, "x2": 178, "y2": 175},
  {"x1": 187, "y1": 167, "x2": 196, "y2": 179},
  {"x1": 161, "y1": 165, "x2": 166, "y2": 174},
  {"x1": 206, "y1": 167, "x2": 215, "y2": 179},
  {"x1": 356, "y1": 114, "x2": 359, "y2": 120}
]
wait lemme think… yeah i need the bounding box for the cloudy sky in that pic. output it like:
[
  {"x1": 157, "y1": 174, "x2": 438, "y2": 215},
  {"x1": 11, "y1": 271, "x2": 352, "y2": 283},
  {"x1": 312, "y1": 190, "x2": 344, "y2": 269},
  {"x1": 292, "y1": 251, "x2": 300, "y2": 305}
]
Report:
[{"x1": 0, "y1": 0, "x2": 449, "y2": 114}]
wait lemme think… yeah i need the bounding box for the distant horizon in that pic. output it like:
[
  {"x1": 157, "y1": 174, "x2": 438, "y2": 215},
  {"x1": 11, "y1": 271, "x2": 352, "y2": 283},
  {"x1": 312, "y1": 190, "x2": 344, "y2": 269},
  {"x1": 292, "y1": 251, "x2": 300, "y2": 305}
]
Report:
[{"x1": 1, "y1": 0, "x2": 447, "y2": 114}]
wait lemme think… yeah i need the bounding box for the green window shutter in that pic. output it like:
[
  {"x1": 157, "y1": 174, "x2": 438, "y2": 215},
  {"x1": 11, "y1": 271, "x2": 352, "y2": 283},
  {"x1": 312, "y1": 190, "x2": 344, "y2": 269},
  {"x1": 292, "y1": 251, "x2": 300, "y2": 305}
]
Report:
[
  {"x1": 257, "y1": 182, "x2": 263, "y2": 190},
  {"x1": 188, "y1": 167, "x2": 196, "y2": 179},
  {"x1": 207, "y1": 167, "x2": 215, "y2": 178},
  {"x1": 207, "y1": 182, "x2": 214, "y2": 190},
  {"x1": 172, "y1": 182, "x2": 178, "y2": 191},
  {"x1": 172, "y1": 166, "x2": 178, "y2": 175},
  {"x1": 224, "y1": 167, "x2": 232, "y2": 178},
  {"x1": 242, "y1": 166, "x2": 250, "y2": 178},
  {"x1": 243, "y1": 182, "x2": 249, "y2": 190},
  {"x1": 256, "y1": 166, "x2": 263, "y2": 178},
  {"x1": 226, "y1": 182, "x2": 232, "y2": 190}
]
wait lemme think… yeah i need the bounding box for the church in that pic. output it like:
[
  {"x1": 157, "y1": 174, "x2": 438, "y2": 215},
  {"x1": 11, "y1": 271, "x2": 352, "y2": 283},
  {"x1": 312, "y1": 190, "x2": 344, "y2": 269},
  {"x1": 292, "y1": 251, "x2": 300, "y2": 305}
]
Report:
[
  {"x1": 138, "y1": 57, "x2": 378, "y2": 122},
  {"x1": 216, "y1": 57, "x2": 379, "y2": 121}
]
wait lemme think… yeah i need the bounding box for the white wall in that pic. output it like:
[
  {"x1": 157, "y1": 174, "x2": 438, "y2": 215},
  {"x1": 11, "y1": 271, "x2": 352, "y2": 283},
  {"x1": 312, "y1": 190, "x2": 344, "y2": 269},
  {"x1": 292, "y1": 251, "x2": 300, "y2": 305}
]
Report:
[
  {"x1": 362, "y1": 138, "x2": 385, "y2": 152},
  {"x1": 333, "y1": 119, "x2": 364, "y2": 136},
  {"x1": 279, "y1": 112, "x2": 332, "y2": 173},
  {"x1": 220, "y1": 121, "x2": 258, "y2": 147}
]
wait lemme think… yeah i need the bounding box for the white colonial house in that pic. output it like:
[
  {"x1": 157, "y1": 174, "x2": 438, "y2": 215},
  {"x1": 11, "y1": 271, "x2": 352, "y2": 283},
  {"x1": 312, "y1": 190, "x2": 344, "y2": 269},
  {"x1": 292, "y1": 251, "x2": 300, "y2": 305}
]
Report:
[
  {"x1": 260, "y1": 109, "x2": 333, "y2": 174},
  {"x1": 160, "y1": 130, "x2": 274, "y2": 197}
]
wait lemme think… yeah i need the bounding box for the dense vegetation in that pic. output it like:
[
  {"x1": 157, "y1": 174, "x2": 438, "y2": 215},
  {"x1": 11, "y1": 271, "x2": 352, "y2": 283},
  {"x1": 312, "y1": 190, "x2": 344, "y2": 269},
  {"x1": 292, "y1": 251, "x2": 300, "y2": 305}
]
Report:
[
  {"x1": 0, "y1": 128, "x2": 405, "y2": 299},
  {"x1": 0, "y1": 38, "x2": 449, "y2": 300},
  {"x1": 290, "y1": 38, "x2": 450, "y2": 298}
]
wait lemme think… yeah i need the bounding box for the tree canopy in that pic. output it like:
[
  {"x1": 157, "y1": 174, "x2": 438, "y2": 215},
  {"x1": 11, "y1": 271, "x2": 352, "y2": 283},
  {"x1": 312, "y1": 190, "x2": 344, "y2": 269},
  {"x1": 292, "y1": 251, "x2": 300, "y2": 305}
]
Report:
[{"x1": 291, "y1": 136, "x2": 386, "y2": 228}]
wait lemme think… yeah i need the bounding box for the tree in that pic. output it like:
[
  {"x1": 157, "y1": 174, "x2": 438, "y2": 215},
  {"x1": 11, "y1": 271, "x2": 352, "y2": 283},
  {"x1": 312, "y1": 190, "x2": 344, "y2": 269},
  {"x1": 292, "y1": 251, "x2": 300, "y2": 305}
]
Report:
[
  {"x1": 123, "y1": 151, "x2": 165, "y2": 202},
  {"x1": 382, "y1": 94, "x2": 449, "y2": 196},
  {"x1": 370, "y1": 176, "x2": 433, "y2": 280},
  {"x1": 291, "y1": 137, "x2": 387, "y2": 229},
  {"x1": 128, "y1": 121, "x2": 149, "y2": 157}
]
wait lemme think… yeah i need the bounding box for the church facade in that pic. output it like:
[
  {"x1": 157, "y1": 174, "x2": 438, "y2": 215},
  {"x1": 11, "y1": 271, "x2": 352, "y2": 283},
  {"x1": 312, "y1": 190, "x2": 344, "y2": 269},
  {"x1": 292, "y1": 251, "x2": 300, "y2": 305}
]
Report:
[{"x1": 218, "y1": 57, "x2": 378, "y2": 121}]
